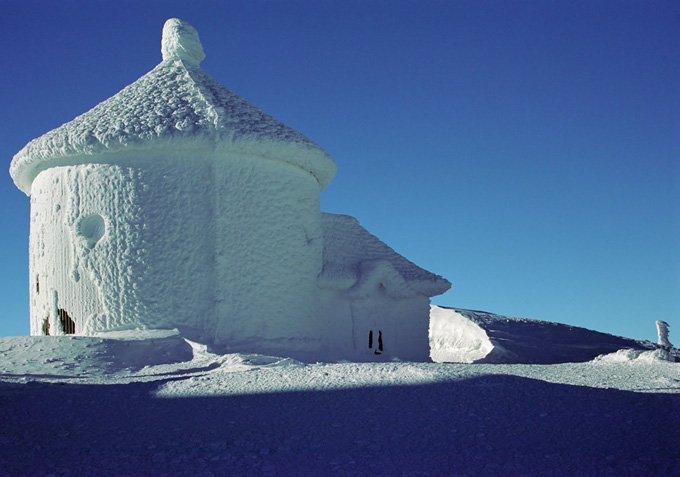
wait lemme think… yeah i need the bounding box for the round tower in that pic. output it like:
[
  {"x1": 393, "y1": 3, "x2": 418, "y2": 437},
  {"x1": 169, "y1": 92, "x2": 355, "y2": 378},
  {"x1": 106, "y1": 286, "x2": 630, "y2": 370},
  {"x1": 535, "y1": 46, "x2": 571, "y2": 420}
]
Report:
[{"x1": 10, "y1": 19, "x2": 336, "y2": 357}]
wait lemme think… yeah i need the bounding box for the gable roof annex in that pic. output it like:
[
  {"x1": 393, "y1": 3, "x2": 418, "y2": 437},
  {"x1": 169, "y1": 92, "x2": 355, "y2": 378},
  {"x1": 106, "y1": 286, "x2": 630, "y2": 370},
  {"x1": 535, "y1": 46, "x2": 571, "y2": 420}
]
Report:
[
  {"x1": 319, "y1": 213, "x2": 452, "y2": 299},
  {"x1": 10, "y1": 18, "x2": 336, "y2": 195}
]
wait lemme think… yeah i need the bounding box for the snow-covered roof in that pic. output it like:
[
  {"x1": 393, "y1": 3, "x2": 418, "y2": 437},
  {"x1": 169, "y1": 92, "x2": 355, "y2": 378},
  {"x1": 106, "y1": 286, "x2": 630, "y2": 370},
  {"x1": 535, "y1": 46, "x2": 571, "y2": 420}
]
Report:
[
  {"x1": 10, "y1": 18, "x2": 336, "y2": 195},
  {"x1": 319, "y1": 213, "x2": 451, "y2": 299}
]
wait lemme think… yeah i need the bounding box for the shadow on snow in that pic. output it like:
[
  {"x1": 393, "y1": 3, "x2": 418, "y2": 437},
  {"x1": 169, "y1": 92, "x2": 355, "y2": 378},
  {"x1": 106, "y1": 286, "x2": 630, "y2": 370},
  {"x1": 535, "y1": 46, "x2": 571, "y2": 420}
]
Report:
[{"x1": 0, "y1": 375, "x2": 678, "y2": 476}]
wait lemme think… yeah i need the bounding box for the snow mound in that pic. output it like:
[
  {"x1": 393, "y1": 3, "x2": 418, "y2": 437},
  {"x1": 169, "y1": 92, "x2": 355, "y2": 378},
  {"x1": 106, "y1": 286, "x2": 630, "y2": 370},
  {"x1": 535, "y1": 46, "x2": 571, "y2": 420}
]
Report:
[
  {"x1": 429, "y1": 306, "x2": 661, "y2": 364},
  {"x1": 0, "y1": 329, "x2": 193, "y2": 378},
  {"x1": 429, "y1": 305, "x2": 493, "y2": 363},
  {"x1": 593, "y1": 348, "x2": 677, "y2": 363}
]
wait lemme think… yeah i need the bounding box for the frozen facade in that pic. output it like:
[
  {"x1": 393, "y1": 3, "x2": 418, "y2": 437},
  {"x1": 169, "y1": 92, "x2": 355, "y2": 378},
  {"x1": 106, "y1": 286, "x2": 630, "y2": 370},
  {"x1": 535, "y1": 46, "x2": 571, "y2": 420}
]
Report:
[{"x1": 9, "y1": 19, "x2": 450, "y2": 362}]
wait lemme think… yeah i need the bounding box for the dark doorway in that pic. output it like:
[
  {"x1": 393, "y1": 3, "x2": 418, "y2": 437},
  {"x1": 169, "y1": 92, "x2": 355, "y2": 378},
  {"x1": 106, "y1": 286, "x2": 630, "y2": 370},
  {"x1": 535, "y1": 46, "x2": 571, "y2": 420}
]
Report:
[
  {"x1": 58, "y1": 308, "x2": 75, "y2": 334},
  {"x1": 368, "y1": 330, "x2": 384, "y2": 355}
]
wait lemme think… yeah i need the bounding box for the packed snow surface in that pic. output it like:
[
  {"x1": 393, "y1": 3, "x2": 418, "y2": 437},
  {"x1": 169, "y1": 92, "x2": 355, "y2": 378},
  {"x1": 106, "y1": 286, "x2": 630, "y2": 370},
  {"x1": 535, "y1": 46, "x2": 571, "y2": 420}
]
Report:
[{"x1": 0, "y1": 330, "x2": 678, "y2": 476}]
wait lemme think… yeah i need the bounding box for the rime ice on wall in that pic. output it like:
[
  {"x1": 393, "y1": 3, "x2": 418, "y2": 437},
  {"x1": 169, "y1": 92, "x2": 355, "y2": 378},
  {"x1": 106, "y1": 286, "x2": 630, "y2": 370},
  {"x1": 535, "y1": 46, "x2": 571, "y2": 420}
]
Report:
[
  {"x1": 212, "y1": 155, "x2": 324, "y2": 356},
  {"x1": 29, "y1": 156, "x2": 216, "y2": 336},
  {"x1": 10, "y1": 18, "x2": 450, "y2": 362}
]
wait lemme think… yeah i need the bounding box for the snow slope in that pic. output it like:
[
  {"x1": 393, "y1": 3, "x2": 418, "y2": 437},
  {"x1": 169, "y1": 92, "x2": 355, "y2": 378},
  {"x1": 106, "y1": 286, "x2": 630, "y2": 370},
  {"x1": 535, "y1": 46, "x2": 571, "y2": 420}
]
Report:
[{"x1": 0, "y1": 330, "x2": 678, "y2": 476}]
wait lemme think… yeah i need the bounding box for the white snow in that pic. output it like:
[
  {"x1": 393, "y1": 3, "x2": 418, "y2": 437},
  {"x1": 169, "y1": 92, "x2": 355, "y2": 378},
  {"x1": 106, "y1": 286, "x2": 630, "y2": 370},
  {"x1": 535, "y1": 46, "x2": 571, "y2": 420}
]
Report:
[
  {"x1": 319, "y1": 213, "x2": 451, "y2": 298},
  {"x1": 593, "y1": 348, "x2": 676, "y2": 363},
  {"x1": 161, "y1": 18, "x2": 205, "y2": 65},
  {"x1": 429, "y1": 305, "x2": 494, "y2": 363},
  {"x1": 429, "y1": 305, "x2": 669, "y2": 364},
  {"x1": 0, "y1": 329, "x2": 678, "y2": 475}
]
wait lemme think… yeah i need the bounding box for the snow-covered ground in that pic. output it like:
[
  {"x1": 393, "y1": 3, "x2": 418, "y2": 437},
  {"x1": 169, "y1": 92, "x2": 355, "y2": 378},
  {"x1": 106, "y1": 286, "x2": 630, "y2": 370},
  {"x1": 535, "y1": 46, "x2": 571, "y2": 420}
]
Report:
[{"x1": 0, "y1": 324, "x2": 678, "y2": 476}]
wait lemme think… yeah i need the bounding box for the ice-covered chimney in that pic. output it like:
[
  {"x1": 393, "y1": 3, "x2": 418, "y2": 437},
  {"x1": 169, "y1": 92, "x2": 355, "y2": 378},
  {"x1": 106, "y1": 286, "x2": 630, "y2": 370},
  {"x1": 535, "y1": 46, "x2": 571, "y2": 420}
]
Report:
[{"x1": 161, "y1": 18, "x2": 205, "y2": 65}]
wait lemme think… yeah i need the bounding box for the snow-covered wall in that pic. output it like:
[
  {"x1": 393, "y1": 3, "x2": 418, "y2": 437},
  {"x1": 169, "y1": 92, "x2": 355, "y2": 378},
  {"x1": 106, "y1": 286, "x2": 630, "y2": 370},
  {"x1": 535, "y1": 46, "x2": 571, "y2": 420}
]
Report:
[
  {"x1": 317, "y1": 289, "x2": 431, "y2": 362},
  {"x1": 28, "y1": 149, "x2": 326, "y2": 358},
  {"x1": 213, "y1": 154, "x2": 324, "y2": 355},
  {"x1": 29, "y1": 152, "x2": 216, "y2": 336},
  {"x1": 316, "y1": 213, "x2": 446, "y2": 362}
]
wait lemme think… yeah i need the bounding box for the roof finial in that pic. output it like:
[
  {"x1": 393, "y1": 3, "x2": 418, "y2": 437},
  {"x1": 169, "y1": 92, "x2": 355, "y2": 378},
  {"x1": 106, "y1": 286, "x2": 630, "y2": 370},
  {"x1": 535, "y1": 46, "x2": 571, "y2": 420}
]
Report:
[{"x1": 161, "y1": 18, "x2": 205, "y2": 65}]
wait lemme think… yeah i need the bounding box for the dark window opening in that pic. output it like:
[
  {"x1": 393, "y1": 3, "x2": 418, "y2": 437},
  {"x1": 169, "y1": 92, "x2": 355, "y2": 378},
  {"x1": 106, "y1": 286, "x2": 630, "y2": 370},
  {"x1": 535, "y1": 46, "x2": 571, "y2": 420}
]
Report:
[
  {"x1": 36, "y1": 275, "x2": 40, "y2": 294},
  {"x1": 368, "y1": 330, "x2": 384, "y2": 355},
  {"x1": 58, "y1": 308, "x2": 75, "y2": 334},
  {"x1": 42, "y1": 317, "x2": 50, "y2": 336}
]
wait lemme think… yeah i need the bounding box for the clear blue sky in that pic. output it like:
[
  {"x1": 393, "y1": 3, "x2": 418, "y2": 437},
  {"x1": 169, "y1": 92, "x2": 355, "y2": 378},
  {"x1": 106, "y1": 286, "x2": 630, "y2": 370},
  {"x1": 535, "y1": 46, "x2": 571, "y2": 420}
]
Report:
[{"x1": 1, "y1": 0, "x2": 677, "y2": 342}]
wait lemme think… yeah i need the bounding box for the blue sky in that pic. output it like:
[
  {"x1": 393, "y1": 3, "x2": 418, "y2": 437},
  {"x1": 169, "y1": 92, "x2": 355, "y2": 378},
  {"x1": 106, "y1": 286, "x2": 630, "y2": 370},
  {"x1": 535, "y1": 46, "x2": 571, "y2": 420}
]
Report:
[{"x1": 1, "y1": 0, "x2": 678, "y2": 342}]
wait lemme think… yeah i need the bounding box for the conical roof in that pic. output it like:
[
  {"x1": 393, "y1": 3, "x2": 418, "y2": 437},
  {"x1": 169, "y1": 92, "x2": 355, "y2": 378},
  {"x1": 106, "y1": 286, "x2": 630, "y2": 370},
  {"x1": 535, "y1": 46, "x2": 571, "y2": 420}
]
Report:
[{"x1": 10, "y1": 18, "x2": 336, "y2": 195}]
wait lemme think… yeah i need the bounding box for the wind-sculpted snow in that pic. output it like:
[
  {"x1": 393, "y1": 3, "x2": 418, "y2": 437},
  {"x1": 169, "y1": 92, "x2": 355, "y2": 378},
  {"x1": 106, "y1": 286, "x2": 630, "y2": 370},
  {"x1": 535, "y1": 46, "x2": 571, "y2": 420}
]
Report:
[{"x1": 430, "y1": 306, "x2": 675, "y2": 364}]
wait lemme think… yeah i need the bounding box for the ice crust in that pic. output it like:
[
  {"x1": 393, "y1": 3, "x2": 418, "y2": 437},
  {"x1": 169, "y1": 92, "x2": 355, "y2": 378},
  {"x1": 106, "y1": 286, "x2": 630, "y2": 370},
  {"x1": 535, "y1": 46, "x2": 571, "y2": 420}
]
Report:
[
  {"x1": 10, "y1": 19, "x2": 336, "y2": 195},
  {"x1": 26, "y1": 161, "x2": 445, "y2": 361}
]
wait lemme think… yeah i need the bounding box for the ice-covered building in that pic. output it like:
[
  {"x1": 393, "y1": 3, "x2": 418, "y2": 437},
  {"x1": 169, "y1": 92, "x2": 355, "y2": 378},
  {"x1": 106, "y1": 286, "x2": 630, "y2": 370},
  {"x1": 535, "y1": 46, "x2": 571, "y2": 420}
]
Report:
[{"x1": 9, "y1": 18, "x2": 450, "y2": 362}]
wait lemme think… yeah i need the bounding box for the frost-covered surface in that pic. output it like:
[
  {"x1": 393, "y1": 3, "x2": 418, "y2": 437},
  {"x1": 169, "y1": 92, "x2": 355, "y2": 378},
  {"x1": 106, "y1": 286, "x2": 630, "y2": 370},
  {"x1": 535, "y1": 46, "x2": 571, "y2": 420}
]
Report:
[
  {"x1": 320, "y1": 213, "x2": 451, "y2": 298},
  {"x1": 0, "y1": 332, "x2": 678, "y2": 476},
  {"x1": 429, "y1": 306, "x2": 674, "y2": 364},
  {"x1": 10, "y1": 18, "x2": 336, "y2": 195},
  {"x1": 28, "y1": 151, "x2": 326, "y2": 358}
]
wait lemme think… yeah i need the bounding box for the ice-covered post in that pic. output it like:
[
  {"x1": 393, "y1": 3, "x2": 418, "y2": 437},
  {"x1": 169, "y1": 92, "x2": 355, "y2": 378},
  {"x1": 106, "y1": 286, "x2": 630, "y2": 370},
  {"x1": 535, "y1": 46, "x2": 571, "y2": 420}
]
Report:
[{"x1": 656, "y1": 320, "x2": 672, "y2": 348}]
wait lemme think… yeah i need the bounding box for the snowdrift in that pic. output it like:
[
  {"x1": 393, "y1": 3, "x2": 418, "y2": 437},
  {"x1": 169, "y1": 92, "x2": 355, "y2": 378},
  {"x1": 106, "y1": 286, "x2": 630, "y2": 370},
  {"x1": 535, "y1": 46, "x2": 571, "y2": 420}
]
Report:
[
  {"x1": 429, "y1": 305, "x2": 675, "y2": 364},
  {"x1": 0, "y1": 329, "x2": 193, "y2": 378}
]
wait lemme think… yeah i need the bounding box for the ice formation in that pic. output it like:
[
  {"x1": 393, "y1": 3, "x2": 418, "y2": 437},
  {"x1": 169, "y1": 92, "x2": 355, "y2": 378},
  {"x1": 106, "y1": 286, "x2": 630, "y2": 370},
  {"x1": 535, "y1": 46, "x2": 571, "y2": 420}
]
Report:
[
  {"x1": 656, "y1": 320, "x2": 673, "y2": 347},
  {"x1": 9, "y1": 18, "x2": 450, "y2": 362}
]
